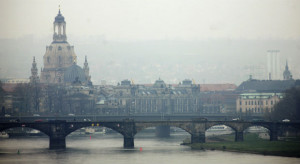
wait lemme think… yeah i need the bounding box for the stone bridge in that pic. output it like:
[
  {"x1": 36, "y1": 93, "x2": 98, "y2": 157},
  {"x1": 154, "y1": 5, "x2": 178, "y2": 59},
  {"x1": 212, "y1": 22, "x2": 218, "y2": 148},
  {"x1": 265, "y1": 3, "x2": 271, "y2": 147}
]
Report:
[{"x1": 0, "y1": 120, "x2": 299, "y2": 149}]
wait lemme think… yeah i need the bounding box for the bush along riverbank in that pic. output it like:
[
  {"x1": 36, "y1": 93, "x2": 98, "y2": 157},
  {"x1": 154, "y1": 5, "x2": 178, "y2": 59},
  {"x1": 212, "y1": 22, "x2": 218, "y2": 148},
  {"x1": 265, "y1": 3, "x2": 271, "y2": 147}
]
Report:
[{"x1": 187, "y1": 133, "x2": 300, "y2": 157}]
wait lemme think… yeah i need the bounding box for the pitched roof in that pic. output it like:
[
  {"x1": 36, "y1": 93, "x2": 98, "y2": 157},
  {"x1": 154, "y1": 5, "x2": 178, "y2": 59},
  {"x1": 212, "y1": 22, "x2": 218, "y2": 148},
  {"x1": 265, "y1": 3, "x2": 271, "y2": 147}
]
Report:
[
  {"x1": 236, "y1": 79, "x2": 295, "y2": 92},
  {"x1": 2, "y1": 83, "x2": 18, "y2": 93},
  {"x1": 200, "y1": 84, "x2": 237, "y2": 92}
]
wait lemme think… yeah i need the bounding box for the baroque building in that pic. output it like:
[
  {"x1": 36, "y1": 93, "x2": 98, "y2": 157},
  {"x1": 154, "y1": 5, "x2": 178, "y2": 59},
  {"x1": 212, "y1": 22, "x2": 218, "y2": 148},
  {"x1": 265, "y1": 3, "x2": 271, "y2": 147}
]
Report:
[
  {"x1": 235, "y1": 74, "x2": 297, "y2": 116},
  {"x1": 96, "y1": 78, "x2": 203, "y2": 115},
  {"x1": 40, "y1": 9, "x2": 91, "y2": 85}
]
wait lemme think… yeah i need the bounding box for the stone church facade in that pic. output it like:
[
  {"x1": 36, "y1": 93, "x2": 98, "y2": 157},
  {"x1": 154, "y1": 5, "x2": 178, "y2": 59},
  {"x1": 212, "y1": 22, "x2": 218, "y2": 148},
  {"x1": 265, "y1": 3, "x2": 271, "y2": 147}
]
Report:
[{"x1": 39, "y1": 9, "x2": 91, "y2": 85}]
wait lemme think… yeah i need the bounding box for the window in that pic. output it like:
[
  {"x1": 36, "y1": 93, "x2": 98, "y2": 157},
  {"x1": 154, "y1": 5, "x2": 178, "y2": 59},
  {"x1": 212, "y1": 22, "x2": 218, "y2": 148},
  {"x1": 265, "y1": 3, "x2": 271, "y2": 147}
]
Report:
[
  {"x1": 47, "y1": 57, "x2": 50, "y2": 64},
  {"x1": 59, "y1": 56, "x2": 62, "y2": 65},
  {"x1": 271, "y1": 101, "x2": 273, "y2": 105}
]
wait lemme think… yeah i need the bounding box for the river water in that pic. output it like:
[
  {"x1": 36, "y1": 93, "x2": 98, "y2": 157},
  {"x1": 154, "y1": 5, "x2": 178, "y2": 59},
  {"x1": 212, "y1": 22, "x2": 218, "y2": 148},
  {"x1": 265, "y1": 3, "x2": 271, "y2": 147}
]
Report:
[{"x1": 0, "y1": 132, "x2": 299, "y2": 164}]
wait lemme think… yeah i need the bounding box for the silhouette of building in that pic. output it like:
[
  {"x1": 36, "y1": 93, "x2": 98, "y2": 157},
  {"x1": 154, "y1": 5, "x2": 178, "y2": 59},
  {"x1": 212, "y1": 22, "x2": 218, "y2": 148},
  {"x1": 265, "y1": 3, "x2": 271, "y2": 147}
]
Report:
[
  {"x1": 283, "y1": 60, "x2": 292, "y2": 80},
  {"x1": 235, "y1": 73, "x2": 297, "y2": 115},
  {"x1": 40, "y1": 9, "x2": 91, "y2": 85},
  {"x1": 30, "y1": 57, "x2": 40, "y2": 84}
]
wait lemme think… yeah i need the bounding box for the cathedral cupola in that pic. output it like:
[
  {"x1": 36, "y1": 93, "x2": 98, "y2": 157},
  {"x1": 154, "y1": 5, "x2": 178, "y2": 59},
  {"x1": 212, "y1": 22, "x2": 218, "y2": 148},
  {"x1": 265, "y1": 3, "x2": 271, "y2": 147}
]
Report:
[{"x1": 53, "y1": 8, "x2": 67, "y2": 43}]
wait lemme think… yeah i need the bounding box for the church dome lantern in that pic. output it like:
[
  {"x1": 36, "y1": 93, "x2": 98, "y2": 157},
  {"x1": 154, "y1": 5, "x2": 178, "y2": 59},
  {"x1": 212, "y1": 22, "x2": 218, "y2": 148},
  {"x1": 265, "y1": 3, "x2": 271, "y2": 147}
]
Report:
[
  {"x1": 55, "y1": 10, "x2": 65, "y2": 23},
  {"x1": 53, "y1": 9, "x2": 67, "y2": 43}
]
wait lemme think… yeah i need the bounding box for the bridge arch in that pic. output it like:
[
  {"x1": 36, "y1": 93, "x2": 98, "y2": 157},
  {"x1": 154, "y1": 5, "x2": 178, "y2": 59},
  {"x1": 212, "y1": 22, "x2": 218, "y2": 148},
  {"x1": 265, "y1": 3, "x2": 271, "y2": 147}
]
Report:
[
  {"x1": 243, "y1": 123, "x2": 272, "y2": 133},
  {"x1": 64, "y1": 122, "x2": 127, "y2": 137},
  {"x1": 0, "y1": 123, "x2": 50, "y2": 137},
  {"x1": 135, "y1": 122, "x2": 193, "y2": 135},
  {"x1": 205, "y1": 123, "x2": 237, "y2": 132},
  {"x1": 242, "y1": 124, "x2": 272, "y2": 140},
  {"x1": 204, "y1": 123, "x2": 236, "y2": 142}
]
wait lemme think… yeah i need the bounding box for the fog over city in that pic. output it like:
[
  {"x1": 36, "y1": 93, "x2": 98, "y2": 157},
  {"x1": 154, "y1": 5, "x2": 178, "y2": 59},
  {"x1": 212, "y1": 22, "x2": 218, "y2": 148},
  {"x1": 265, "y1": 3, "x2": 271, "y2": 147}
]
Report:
[{"x1": 0, "y1": 0, "x2": 300, "y2": 85}]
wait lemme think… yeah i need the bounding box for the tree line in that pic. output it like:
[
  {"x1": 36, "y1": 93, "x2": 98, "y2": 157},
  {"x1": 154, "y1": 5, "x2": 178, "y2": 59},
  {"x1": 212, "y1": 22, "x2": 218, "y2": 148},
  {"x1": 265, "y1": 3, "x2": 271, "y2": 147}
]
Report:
[
  {"x1": 266, "y1": 87, "x2": 300, "y2": 121},
  {"x1": 1, "y1": 81, "x2": 94, "y2": 116}
]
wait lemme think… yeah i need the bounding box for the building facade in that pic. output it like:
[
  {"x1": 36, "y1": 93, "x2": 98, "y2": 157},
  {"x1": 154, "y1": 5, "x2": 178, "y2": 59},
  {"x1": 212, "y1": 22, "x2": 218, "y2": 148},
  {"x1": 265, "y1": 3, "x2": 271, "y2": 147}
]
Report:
[
  {"x1": 235, "y1": 66, "x2": 296, "y2": 115},
  {"x1": 96, "y1": 79, "x2": 203, "y2": 115},
  {"x1": 40, "y1": 10, "x2": 91, "y2": 85},
  {"x1": 236, "y1": 92, "x2": 283, "y2": 114}
]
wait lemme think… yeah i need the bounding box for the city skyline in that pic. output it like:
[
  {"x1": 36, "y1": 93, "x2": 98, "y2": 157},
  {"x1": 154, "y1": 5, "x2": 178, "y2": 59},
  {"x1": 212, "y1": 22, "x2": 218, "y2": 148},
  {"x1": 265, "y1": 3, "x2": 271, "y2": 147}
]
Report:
[{"x1": 0, "y1": 0, "x2": 299, "y2": 85}]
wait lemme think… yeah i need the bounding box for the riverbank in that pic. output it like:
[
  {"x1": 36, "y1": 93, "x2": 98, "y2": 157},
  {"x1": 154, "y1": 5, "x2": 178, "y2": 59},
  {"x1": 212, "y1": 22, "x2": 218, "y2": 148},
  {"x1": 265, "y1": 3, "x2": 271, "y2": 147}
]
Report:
[{"x1": 189, "y1": 134, "x2": 300, "y2": 157}]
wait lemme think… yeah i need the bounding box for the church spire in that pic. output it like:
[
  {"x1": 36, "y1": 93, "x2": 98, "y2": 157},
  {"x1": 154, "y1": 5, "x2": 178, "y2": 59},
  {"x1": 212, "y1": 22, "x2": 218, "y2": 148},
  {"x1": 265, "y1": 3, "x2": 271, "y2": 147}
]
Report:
[
  {"x1": 83, "y1": 56, "x2": 91, "y2": 82},
  {"x1": 283, "y1": 60, "x2": 292, "y2": 80},
  {"x1": 30, "y1": 56, "x2": 40, "y2": 83}
]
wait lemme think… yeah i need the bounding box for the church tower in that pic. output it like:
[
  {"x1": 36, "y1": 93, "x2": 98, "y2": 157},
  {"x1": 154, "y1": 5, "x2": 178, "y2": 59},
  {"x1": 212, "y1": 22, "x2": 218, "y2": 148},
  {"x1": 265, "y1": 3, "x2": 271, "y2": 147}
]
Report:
[
  {"x1": 83, "y1": 56, "x2": 91, "y2": 82},
  {"x1": 40, "y1": 9, "x2": 77, "y2": 84},
  {"x1": 30, "y1": 57, "x2": 40, "y2": 84},
  {"x1": 283, "y1": 60, "x2": 292, "y2": 80}
]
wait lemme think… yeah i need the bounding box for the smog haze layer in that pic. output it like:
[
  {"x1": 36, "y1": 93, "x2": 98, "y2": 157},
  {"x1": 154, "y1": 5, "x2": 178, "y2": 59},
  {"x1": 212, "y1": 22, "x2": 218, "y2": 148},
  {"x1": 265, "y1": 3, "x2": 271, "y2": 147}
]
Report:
[{"x1": 0, "y1": 0, "x2": 299, "y2": 85}]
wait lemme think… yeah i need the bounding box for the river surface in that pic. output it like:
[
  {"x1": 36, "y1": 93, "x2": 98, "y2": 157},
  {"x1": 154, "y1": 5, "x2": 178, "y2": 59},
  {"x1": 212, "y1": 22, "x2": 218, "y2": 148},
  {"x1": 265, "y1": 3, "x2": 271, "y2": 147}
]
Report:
[{"x1": 0, "y1": 132, "x2": 299, "y2": 164}]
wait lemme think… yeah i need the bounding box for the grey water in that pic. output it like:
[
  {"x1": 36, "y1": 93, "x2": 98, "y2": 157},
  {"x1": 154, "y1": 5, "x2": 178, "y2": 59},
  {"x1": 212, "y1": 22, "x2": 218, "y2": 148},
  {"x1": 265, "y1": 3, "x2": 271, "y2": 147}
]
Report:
[{"x1": 0, "y1": 132, "x2": 299, "y2": 164}]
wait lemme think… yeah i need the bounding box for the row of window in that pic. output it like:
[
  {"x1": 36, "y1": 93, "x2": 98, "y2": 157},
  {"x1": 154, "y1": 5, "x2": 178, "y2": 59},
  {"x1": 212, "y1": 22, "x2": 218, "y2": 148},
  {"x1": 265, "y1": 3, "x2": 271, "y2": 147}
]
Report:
[
  {"x1": 46, "y1": 56, "x2": 74, "y2": 64},
  {"x1": 239, "y1": 100, "x2": 274, "y2": 106},
  {"x1": 239, "y1": 107, "x2": 265, "y2": 113}
]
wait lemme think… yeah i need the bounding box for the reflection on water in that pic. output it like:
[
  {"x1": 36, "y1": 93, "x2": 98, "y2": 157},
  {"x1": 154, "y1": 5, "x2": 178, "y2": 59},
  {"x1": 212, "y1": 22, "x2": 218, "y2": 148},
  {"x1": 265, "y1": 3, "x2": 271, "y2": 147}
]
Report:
[{"x1": 0, "y1": 132, "x2": 299, "y2": 164}]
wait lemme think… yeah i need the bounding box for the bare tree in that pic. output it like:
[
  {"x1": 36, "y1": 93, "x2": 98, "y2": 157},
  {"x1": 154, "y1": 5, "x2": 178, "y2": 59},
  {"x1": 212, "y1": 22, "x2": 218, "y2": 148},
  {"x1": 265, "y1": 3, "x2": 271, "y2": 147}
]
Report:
[
  {"x1": 266, "y1": 87, "x2": 300, "y2": 121},
  {"x1": 13, "y1": 83, "x2": 32, "y2": 115}
]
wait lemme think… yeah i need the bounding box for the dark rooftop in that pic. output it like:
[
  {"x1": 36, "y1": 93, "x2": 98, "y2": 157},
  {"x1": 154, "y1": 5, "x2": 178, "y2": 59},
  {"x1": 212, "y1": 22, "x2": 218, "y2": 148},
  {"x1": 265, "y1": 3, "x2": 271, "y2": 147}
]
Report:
[{"x1": 236, "y1": 79, "x2": 296, "y2": 92}]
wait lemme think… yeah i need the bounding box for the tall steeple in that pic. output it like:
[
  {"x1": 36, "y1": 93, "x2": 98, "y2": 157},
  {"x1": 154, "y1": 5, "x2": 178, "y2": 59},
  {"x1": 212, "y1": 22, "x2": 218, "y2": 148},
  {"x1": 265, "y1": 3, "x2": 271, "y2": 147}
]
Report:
[
  {"x1": 83, "y1": 56, "x2": 91, "y2": 82},
  {"x1": 283, "y1": 60, "x2": 292, "y2": 80},
  {"x1": 53, "y1": 7, "x2": 67, "y2": 43},
  {"x1": 30, "y1": 57, "x2": 40, "y2": 83}
]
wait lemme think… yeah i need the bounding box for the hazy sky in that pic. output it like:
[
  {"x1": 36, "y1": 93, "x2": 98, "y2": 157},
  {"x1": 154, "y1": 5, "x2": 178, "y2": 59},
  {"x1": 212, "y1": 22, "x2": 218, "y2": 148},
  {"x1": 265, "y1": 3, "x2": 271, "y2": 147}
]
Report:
[
  {"x1": 0, "y1": 0, "x2": 300, "y2": 85},
  {"x1": 1, "y1": 0, "x2": 300, "y2": 40}
]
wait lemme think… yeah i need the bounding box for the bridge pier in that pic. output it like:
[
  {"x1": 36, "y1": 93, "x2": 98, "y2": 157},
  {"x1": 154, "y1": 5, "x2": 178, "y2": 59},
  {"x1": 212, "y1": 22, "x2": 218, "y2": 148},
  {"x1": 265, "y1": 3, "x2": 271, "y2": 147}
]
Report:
[
  {"x1": 121, "y1": 119, "x2": 136, "y2": 148},
  {"x1": 155, "y1": 126, "x2": 170, "y2": 137},
  {"x1": 191, "y1": 132, "x2": 205, "y2": 143},
  {"x1": 48, "y1": 121, "x2": 67, "y2": 149},
  {"x1": 270, "y1": 129, "x2": 278, "y2": 141},
  {"x1": 235, "y1": 131, "x2": 244, "y2": 142},
  {"x1": 49, "y1": 136, "x2": 66, "y2": 149},
  {"x1": 124, "y1": 136, "x2": 134, "y2": 148}
]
